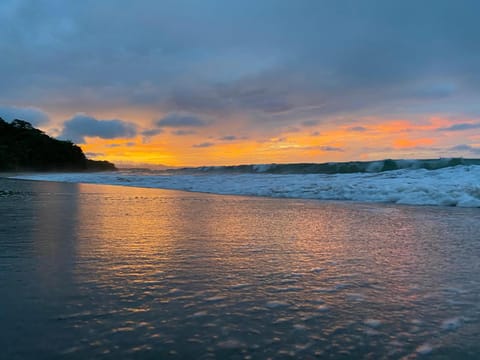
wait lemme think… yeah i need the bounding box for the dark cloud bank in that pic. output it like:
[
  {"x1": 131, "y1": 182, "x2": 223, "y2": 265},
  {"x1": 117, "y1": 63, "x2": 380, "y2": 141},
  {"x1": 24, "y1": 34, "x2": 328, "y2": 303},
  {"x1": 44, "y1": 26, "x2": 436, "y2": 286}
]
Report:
[
  {"x1": 1, "y1": 0, "x2": 480, "y2": 135},
  {"x1": 60, "y1": 114, "x2": 137, "y2": 143},
  {"x1": 0, "y1": 105, "x2": 49, "y2": 126}
]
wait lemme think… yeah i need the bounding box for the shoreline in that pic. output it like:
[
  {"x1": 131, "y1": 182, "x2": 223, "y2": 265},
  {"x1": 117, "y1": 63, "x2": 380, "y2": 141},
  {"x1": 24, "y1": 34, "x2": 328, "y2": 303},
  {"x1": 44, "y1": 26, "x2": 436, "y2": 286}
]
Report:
[
  {"x1": 6, "y1": 167, "x2": 480, "y2": 208},
  {"x1": 2, "y1": 176, "x2": 479, "y2": 213}
]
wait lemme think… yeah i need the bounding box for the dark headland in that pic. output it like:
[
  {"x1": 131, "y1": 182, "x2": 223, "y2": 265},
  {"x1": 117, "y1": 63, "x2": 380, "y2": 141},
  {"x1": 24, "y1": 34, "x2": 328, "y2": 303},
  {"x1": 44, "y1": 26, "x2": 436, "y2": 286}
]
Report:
[{"x1": 0, "y1": 117, "x2": 116, "y2": 172}]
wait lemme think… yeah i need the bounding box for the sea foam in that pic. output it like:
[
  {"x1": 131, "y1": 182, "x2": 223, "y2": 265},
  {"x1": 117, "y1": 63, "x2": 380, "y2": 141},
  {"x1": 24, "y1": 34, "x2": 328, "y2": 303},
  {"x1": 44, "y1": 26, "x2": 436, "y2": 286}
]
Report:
[{"x1": 11, "y1": 161, "x2": 480, "y2": 207}]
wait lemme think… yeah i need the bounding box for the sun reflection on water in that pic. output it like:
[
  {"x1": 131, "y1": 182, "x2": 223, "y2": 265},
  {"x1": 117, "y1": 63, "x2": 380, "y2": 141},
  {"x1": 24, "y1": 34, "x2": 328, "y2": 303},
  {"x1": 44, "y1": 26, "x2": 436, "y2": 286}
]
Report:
[{"x1": 4, "y1": 179, "x2": 478, "y2": 359}]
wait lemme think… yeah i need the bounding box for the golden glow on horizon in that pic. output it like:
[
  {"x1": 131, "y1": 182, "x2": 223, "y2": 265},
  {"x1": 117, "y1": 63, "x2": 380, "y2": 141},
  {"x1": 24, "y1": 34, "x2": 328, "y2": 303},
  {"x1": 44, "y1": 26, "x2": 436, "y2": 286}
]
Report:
[
  {"x1": 76, "y1": 116, "x2": 475, "y2": 167},
  {"x1": 394, "y1": 138, "x2": 434, "y2": 148}
]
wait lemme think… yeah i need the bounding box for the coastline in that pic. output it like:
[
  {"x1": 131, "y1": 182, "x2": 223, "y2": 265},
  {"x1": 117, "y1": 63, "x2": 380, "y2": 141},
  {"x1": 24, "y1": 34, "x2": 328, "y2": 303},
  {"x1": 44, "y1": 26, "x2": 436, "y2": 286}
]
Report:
[{"x1": 7, "y1": 166, "x2": 480, "y2": 207}]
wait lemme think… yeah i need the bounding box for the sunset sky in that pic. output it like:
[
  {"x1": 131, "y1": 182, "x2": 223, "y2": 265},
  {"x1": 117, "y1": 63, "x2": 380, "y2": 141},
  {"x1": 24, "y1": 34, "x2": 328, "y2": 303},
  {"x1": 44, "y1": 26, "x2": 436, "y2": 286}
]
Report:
[{"x1": 1, "y1": 0, "x2": 480, "y2": 167}]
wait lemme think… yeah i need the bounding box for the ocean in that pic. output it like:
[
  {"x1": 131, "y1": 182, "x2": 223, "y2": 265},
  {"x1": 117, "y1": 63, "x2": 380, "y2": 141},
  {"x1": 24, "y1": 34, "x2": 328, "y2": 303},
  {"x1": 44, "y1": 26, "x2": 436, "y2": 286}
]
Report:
[
  {"x1": 11, "y1": 159, "x2": 480, "y2": 207},
  {"x1": 1, "y1": 175, "x2": 479, "y2": 359}
]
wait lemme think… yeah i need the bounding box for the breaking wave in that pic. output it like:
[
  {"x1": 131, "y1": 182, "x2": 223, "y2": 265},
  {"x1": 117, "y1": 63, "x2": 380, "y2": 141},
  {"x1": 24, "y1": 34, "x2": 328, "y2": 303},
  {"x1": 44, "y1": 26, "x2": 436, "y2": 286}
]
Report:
[
  {"x1": 10, "y1": 158, "x2": 480, "y2": 207},
  {"x1": 169, "y1": 158, "x2": 480, "y2": 175}
]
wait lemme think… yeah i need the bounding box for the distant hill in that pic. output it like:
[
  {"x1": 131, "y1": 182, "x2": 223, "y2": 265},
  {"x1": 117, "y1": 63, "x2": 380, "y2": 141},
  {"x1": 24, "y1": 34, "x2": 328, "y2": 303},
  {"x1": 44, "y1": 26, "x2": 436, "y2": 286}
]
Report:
[{"x1": 0, "y1": 118, "x2": 116, "y2": 172}]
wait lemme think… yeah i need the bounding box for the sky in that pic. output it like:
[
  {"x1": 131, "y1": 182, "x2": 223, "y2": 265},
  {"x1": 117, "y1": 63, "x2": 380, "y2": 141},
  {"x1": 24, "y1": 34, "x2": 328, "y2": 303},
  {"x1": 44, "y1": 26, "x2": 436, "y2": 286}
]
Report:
[{"x1": 1, "y1": 0, "x2": 480, "y2": 167}]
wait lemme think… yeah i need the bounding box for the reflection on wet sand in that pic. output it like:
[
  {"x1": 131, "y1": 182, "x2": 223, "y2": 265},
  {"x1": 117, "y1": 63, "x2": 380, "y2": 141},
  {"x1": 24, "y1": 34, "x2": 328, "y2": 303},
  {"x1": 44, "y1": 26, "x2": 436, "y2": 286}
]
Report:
[{"x1": 1, "y1": 179, "x2": 479, "y2": 359}]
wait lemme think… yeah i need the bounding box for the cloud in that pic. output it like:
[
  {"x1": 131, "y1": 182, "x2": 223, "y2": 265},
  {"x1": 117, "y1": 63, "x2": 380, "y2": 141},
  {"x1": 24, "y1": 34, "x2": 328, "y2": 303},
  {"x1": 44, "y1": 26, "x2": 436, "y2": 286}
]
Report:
[
  {"x1": 230, "y1": 90, "x2": 293, "y2": 114},
  {"x1": 141, "y1": 128, "x2": 163, "y2": 137},
  {"x1": 172, "y1": 129, "x2": 197, "y2": 136},
  {"x1": 284, "y1": 126, "x2": 300, "y2": 133},
  {"x1": 302, "y1": 120, "x2": 320, "y2": 127},
  {"x1": 319, "y1": 146, "x2": 344, "y2": 152},
  {"x1": 2, "y1": 4, "x2": 475, "y2": 102},
  {"x1": 2, "y1": 0, "x2": 480, "y2": 150},
  {"x1": 219, "y1": 135, "x2": 238, "y2": 141},
  {"x1": 348, "y1": 126, "x2": 368, "y2": 132},
  {"x1": 192, "y1": 142, "x2": 215, "y2": 148},
  {"x1": 0, "y1": 105, "x2": 49, "y2": 126},
  {"x1": 450, "y1": 144, "x2": 480, "y2": 154},
  {"x1": 60, "y1": 114, "x2": 137, "y2": 143},
  {"x1": 437, "y1": 123, "x2": 480, "y2": 131},
  {"x1": 156, "y1": 113, "x2": 207, "y2": 127},
  {"x1": 140, "y1": 128, "x2": 163, "y2": 144},
  {"x1": 413, "y1": 83, "x2": 456, "y2": 99},
  {"x1": 106, "y1": 141, "x2": 136, "y2": 148},
  {"x1": 85, "y1": 152, "x2": 105, "y2": 158}
]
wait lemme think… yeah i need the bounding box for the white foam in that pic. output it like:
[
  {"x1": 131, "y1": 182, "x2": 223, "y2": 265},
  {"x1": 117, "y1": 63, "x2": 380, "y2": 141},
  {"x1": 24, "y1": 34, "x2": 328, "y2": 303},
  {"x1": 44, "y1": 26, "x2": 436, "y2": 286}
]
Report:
[
  {"x1": 315, "y1": 304, "x2": 329, "y2": 312},
  {"x1": 252, "y1": 164, "x2": 274, "y2": 172},
  {"x1": 205, "y1": 296, "x2": 226, "y2": 302},
  {"x1": 265, "y1": 300, "x2": 289, "y2": 309},
  {"x1": 191, "y1": 311, "x2": 208, "y2": 318},
  {"x1": 416, "y1": 343, "x2": 434, "y2": 355},
  {"x1": 364, "y1": 319, "x2": 382, "y2": 328},
  {"x1": 11, "y1": 164, "x2": 480, "y2": 207}
]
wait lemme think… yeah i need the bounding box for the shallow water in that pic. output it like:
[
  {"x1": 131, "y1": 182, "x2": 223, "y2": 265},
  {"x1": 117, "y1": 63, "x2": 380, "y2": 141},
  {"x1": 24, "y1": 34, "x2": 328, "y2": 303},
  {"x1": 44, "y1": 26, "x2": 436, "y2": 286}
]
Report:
[
  {"x1": 1, "y1": 179, "x2": 479, "y2": 359},
  {"x1": 13, "y1": 164, "x2": 480, "y2": 207}
]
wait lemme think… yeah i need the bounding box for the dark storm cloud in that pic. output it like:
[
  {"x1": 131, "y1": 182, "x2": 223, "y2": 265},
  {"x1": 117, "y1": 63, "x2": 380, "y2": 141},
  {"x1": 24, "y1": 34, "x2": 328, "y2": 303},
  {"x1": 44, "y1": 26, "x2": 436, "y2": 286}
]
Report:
[
  {"x1": 2, "y1": 0, "x2": 480, "y2": 128},
  {"x1": 0, "y1": 105, "x2": 49, "y2": 125},
  {"x1": 60, "y1": 114, "x2": 137, "y2": 143},
  {"x1": 156, "y1": 113, "x2": 207, "y2": 128}
]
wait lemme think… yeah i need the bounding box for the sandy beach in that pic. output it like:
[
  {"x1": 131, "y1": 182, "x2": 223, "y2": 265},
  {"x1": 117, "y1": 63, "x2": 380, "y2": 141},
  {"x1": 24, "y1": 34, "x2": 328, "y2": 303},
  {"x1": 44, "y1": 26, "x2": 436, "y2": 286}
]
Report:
[{"x1": 1, "y1": 178, "x2": 480, "y2": 359}]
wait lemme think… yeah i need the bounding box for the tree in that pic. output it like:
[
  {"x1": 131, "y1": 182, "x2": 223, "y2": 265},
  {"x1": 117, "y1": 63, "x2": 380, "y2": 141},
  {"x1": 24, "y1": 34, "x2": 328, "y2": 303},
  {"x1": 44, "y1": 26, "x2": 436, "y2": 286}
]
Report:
[{"x1": 0, "y1": 117, "x2": 116, "y2": 171}]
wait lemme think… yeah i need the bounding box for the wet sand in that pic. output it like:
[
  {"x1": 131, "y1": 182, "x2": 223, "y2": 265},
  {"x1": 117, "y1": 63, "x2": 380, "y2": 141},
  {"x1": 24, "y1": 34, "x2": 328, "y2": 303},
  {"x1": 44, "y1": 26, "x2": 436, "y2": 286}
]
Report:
[{"x1": 1, "y1": 178, "x2": 480, "y2": 359}]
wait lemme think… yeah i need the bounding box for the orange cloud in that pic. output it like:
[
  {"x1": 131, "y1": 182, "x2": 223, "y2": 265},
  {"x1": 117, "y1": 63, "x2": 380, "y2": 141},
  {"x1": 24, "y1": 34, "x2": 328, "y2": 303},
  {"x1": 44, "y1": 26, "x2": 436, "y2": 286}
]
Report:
[
  {"x1": 393, "y1": 138, "x2": 434, "y2": 148},
  {"x1": 74, "y1": 114, "x2": 480, "y2": 167}
]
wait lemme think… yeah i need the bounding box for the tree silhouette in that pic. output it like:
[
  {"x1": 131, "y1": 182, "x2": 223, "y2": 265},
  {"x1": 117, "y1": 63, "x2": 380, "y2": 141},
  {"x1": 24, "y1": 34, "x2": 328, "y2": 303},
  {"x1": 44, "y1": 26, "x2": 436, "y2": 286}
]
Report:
[{"x1": 0, "y1": 117, "x2": 116, "y2": 171}]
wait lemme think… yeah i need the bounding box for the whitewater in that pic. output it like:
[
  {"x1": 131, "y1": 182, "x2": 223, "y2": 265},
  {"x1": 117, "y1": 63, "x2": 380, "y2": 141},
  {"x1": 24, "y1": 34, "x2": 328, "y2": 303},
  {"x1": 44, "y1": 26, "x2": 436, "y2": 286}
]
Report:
[{"x1": 10, "y1": 159, "x2": 480, "y2": 207}]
